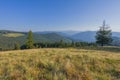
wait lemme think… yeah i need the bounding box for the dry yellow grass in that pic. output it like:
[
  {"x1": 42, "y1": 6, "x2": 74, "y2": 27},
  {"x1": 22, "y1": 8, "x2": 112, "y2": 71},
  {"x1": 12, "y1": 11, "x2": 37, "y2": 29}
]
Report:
[{"x1": 0, "y1": 48, "x2": 120, "y2": 80}]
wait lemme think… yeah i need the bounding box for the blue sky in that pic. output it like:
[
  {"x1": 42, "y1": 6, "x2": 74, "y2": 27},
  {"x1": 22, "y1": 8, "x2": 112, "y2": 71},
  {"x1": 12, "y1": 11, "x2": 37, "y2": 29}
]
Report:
[{"x1": 0, "y1": 0, "x2": 120, "y2": 32}]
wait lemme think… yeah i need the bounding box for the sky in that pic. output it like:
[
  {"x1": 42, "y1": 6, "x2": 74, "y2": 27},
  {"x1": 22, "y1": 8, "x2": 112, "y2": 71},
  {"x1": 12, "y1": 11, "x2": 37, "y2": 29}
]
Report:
[{"x1": 0, "y1": 0, "x2": 120, "y2": 32}]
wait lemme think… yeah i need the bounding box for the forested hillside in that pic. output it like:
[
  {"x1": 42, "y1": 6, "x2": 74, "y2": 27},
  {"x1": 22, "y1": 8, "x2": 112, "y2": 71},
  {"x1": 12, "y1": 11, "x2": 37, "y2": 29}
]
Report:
[{"x1": 0, "y1": 30, "x2": 71, "y2": 50}]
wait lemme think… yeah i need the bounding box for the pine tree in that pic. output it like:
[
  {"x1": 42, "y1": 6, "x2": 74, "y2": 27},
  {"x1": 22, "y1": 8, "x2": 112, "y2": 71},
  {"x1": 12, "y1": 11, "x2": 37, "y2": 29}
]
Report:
[
  {"x1": 26, "y1": 30, "x2": 34, "y2": 49},
  {"x1": 14, "y1": 43, "x2": 20, "y2": 50},
  {"x1": 96, "y1": 20, "x2": 112, "y2": 46}
]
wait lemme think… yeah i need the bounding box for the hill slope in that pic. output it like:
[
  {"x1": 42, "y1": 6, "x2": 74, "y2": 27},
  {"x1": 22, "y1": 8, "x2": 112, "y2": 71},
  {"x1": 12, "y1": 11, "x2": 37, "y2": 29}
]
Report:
[
  {"x1": 0, "y1": 48, "x2": 120, "y2": 80},
  {"x1": 0, "y1": 30, "x2": 71, "y2": 50}
]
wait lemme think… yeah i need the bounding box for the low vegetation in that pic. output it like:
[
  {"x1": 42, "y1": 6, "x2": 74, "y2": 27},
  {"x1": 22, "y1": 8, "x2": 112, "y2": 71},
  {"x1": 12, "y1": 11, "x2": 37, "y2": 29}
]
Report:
[{"x1": 0, "y1": 48, "x2": 120, "y2": 80}]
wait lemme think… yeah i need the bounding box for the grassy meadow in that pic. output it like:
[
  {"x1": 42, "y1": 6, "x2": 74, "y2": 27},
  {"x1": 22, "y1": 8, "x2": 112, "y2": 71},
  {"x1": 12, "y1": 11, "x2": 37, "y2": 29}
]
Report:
[
  {"x1": 2, "y1": 33, "x2": 25, "y2": 37},
  {"x1": 0, "y1": 48, "x2": 120, "y2": 80}
]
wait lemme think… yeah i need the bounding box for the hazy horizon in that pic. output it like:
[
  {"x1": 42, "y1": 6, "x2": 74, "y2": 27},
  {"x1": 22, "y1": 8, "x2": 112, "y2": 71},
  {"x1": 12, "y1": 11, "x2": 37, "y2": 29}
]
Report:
[{"x1": 0, "y1": 0, "x2": 120, "y2": 32}]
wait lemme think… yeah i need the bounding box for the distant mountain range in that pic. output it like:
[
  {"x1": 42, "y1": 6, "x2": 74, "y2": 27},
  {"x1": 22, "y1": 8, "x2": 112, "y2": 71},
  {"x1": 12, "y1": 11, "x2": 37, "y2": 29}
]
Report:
[
  {"x1": 0, "y1": 30, "x2": 120, "y2": 50},
  {"x1": 70, "y1": 31, "x2": 96, "y2": 42},
  {"x1": 70, "y1": 31, "x2": 120, "y2": 42},
  {"x1": 35, "y1": 31, "x2": 120, "y2": 41},
  {"x1": 35, "y1": 31, "x2": 120, "y2": 46}
]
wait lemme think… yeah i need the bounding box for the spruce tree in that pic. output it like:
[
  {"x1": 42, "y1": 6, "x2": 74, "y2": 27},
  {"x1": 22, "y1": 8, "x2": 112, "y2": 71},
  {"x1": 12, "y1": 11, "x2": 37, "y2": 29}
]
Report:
[
  {"x1": 26, "y1": 30, "x2": 34, "y2": 49},
  {"x1": 96, "y1": 21, "x2": 112, "y2": 46},
  {"x1": 14, "y1": 43, "x2": 20, "y2": 50}
]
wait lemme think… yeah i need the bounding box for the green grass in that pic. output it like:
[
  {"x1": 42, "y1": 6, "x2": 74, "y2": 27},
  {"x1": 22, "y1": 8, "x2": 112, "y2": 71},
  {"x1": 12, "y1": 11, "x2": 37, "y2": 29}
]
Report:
[
  {"x1": 0, "y1": 48, "x2": 120, "y2": 80},
  {"x1": 2, "y1": 33, "x2": 25, "y2": 37}
]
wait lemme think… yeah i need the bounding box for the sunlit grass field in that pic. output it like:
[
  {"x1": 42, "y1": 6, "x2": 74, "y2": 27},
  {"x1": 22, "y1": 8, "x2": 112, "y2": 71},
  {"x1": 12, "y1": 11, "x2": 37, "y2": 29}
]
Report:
[
  {"x1": 0, "y1": 48, "x2": 120, "y2": 80},
  {"x1": 2, "y1": 33, "x2": 25, "y2": 37}
]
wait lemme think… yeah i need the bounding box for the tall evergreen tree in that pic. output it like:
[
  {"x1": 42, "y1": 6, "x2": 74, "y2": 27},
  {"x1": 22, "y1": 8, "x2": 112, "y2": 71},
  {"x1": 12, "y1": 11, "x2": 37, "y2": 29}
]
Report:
[
  {"x1": 26, "y1": 30, "x2": 34, "y2": 49},
  {"x1": 96, "y1": 20, "x2": 112, "y2": 46}
]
